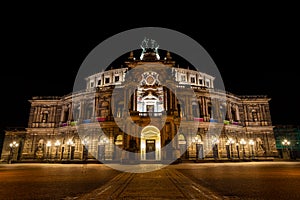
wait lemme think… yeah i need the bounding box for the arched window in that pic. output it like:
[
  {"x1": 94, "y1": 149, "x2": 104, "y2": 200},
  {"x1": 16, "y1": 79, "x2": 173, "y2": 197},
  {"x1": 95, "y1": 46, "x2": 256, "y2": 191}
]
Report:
[
  {"x1": 220, "y1": 103, "x2": 226, "y2": 120},
  {"x1": 178, "y1": 133, "x2": 187, "y2": 158},
  {"x1": 73, "y1": 104, "x2": 80, "y2": 121},
  {"x1": 208, "y1": 102, "x2": 212, "y2": 119},
  {"x1": 116, "y1": 101, "x2": 124, "y2": 117},
  {"x1": 231, "y1": 105, "x2": 237, "y2": 121},
  {"x1": 177, "y1": 100, "x2": 185, "y2": 117},
  {"x1": 115, "y1": 134, "x2": 123, "y2": 145},
  {"x1": 178, "y1": 134, "x2": 185, "y2": 141},
  {"x1": 42, "y1": 111, "x2": 49, "y2": 123},
  {"x1": 85, "y1": 103, "x2": 93, "y2": 119},
  {"x1": 63, "y1": 108, "x2": 69, "y2": 122},
  {"x1": 192, "y1": 101, "x2": 201, "y2": 118},
  {"x1": 252, "y1": 110, "x2": 258, "y2": 121}
]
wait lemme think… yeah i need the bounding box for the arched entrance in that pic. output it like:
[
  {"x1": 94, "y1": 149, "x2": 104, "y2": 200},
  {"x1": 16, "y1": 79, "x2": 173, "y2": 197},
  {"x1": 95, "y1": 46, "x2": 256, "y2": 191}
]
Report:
[{"x1": 141, "y1": 126, "x2": 161, "y2": 160}]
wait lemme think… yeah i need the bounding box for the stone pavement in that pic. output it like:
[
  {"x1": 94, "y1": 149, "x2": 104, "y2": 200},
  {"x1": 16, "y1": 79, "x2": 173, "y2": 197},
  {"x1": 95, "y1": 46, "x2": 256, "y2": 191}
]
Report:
[{"x1": 74, "y1": 166, "x2": 223, "y2": 200}]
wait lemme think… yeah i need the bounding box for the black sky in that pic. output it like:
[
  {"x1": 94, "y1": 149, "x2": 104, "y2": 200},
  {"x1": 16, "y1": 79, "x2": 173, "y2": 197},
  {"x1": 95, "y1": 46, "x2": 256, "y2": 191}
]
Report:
[{"x1": 1, "y1": 8, "x2": 299, "y2": 132}]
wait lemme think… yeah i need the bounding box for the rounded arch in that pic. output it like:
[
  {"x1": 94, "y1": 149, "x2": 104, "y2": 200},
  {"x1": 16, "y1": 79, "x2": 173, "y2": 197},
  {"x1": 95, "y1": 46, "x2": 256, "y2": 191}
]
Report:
[
  {"x1": 98, "y1": 134, "x2": 109, "y2": 145},
  {"x1": 115, "y1": 134, "x2": 123, "y2": 146},
  {"x1": 82, "y1": 135, "x2": 90, "y2": 142},
  {"x1": 116, "y1": 134, "x2": 123, "y2": 141},
  {"x1": 140, "y1": 125, "x2": 161, "y2": 160},
  {"x1": 178, "y1": 133, "x2": 186, "y2": 141},
  {"x1": 37, "y1": 138, "x2": 45, "y2": 144},
  {"x1": 141, "y1": 125, "x2": 161, "y2": 137}
]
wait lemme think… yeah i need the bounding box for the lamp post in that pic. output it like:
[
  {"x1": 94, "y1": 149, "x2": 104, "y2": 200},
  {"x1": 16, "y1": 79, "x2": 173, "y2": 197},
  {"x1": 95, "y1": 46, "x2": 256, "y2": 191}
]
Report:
[
  {"x1": 9, "y1": 141, "x2": 19, "y2": 163},
  {"x1": 249, "y1": 139, "x2": 255, "y2": 159},
  {"x1": 54, "y1": 140, "x2": 61, "y2": 159},
  {"x1": 227, "y1": 138, "x2": 235, "y2": 159},
  {"x1": 212, "y1": 138, "x2": 219, "y2": 159},
  {"x1": 281, "y1": 139, "x2": 290, "y2": 159},
  {"x1": 236, "y1": 143, "x2": 240, "y2": 159},
  {"x1": 46, "y1": 141, "x2": 52, "y2": 160},
  {"x1": 66, "y1": 139, "x2": 74, "y2": 160},
  {"x1": 240, "y1": 138, "x2": 246, "y2": 160}
]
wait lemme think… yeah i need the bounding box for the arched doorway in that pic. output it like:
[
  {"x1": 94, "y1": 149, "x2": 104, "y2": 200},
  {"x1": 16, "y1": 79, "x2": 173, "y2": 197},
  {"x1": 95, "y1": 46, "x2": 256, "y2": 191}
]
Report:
[
  {"x1": 178, "y1": 134, "x2": 187, "y2": 159},
  {"x1": 98, "y1": 135, "x2": 108, "y2": 161},
  {"x1": 141, "y1": 126, "x2": 161, "y2": 160}
]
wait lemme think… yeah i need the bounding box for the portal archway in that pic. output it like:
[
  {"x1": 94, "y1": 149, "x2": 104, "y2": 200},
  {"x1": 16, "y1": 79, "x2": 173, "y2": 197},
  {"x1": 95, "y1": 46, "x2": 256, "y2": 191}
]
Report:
[{"x1": 141, "y1": 126, "x2": 161, "y2": 160}]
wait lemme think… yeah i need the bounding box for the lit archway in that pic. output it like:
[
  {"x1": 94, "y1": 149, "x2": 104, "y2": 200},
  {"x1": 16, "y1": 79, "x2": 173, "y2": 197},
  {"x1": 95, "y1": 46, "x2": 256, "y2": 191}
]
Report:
[{"x1": 140, "y1": 126, "x2": 161, "y2": 160}]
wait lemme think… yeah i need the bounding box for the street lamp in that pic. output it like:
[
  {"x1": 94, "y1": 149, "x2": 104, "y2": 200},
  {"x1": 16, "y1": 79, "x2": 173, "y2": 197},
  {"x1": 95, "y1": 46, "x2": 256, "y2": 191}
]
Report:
[
  {"x1": 282, "y1": 139, "x2": 290, "y2": 159},
  {"x1": 212, "y1": 138, "x2": 219, "y2": 159},
  {"x1": 9, "y1": 141, "x2": 19, "y2": 163},
  {"x1": 66, "y1": 139, "x2": 74, "y2": 160},
  {"x1": 249, "y1": 139, "x2": 255, "y2": 159},
  {"x1": 236, "y1": 143, "x2": 240, "y2": 159},
  {"x1": 227, "y1": 138, "x2": 235, "y2": 159},
  {"x1": 54, "y1": 140, "x2": 61, "y2": 159},
  {"x1": 46, "y1": 141, "x2": 52, "y2": 160},
  {"x1": 240, "y1": 138, "x2": 247, "y2": 160}
]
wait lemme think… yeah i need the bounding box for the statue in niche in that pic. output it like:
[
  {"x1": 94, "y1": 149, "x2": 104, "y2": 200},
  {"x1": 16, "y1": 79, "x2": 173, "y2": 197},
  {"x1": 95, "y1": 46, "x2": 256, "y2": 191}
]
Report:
[
  {"x1": 35, "y1": 139, "x2": 44, "y2": 159},
  {"x1": 256, "y1": 138, "x2": 266, "y2": 154}
]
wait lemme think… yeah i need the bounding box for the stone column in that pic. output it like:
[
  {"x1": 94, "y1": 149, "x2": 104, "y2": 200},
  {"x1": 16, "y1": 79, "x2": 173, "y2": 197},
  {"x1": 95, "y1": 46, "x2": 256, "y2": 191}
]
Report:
[
  {"x1": 243, "y1": 105, "x2": 248, "y2": 125},
  {"x1": 37, "y1": 106, "x2": 42, "y2": 122},
  {"x1": 123, "y1": 89, "x2": 128, "y2": 117},
  {"x1": 203, "y1": 98, "x2": 209, "y2": 121},
  {"x1": 102, "y1": 73, "x2": 105, "y2": 86},
  {"x1": 163, "y1": 87, "x2": 167, "y2": 111},
  {"x1": 32, "y1": 106, "x2": 37, "y2": 123},
  {"x1": 92, "y1": 98, "x2": 96, "y2": 119},
  {"x1": 80, "y1": 101, "x2": 85, "y2": 121},
  {"x1": 106, "y1": 129, "x2": 113, "y2": 160},
  {"x1": 133, "y1": 90, "x2": 137, "y2": 111},
  {"x1": 184, "y1": 96, "x2": 189, "y2": 119}
]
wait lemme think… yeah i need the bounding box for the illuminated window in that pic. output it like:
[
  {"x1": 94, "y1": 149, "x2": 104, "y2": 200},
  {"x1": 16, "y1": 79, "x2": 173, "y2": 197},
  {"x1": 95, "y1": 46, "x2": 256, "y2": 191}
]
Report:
[
  {"x1": 116, "y1": 135, "x2": 123, "y2": 141},
  {"x1": 178, "y1": 134, "x2": 185, "y2": 141},
  {"x1": 252, "y1": 110, "x2": 258, "y2": 121},
  {"x1": 206, "y1": 80, "x2": 210, "y2": 87},
  {"x1": 42, "y1": 111, "x2": 49, "y2": 123},
  {"x1": 181, "y1": 75, "x2": 186, "y2": 82}
]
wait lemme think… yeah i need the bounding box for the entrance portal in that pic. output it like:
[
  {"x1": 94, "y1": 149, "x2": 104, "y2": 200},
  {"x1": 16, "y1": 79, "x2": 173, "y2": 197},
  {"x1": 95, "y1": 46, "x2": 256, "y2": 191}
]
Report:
[
  {"x1": 146, "y1": 140, "x2": 156, "y2": 159},
  {"x1": 141, "y1": 126, "x2": 161, "y2": 160}
]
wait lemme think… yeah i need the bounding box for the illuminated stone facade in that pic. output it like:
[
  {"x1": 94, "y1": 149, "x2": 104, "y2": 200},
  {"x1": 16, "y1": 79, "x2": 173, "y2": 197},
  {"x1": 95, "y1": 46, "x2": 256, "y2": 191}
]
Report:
[{"x1": 1, "y1": 50, "x2": 278, "y2": 163}]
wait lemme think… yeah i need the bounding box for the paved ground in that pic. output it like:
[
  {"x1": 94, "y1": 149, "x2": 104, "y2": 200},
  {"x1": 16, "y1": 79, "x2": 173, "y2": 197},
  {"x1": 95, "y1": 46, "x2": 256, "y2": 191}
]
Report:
[
  {"x1": 75, "y1": 166, "x2": 221, "y2": 200},
  {"x1": 1, "y1": 162, "x2": 300, "y2": 200},
  {"x1": 175, "y1": 162, "x2": 300, "y2": 200},
  {"x1": 0, "y1": 163, "x2": 120, "y2": 200}
]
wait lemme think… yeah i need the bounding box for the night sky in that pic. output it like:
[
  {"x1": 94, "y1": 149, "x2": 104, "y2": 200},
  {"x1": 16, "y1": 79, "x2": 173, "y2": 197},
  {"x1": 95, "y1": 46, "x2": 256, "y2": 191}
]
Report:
[{"x1": 1, "y1": 10, "x2": 299, "y2": 134}]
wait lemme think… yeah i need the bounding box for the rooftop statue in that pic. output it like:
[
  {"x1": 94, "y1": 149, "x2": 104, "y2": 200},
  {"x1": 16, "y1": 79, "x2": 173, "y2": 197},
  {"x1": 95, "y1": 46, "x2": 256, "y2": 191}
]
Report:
[{"x1": 140, "y1": 37, "x2": 160, "y2": 60}]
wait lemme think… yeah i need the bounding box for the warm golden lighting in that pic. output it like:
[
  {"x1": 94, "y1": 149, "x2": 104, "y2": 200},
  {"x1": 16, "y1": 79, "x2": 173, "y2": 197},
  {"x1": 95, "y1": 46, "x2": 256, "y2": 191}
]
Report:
[
  {"x1": 9, "y1": 141, "x2": 19, "y2": 148},
  {"x1": 228, "y1": 138, "x2": 235, "y2": 144},
  {"x1": 67, "y1": 139, "x2": 74, "y2": 146},
  {"x1": 46, "y1": 141, "x2": 52, "y2": 147},
  {"x1": 249, "y1": 139, "x2": 254, "y2": 146},
  {"x1": 240, "y1": 138, "x2": 246, "y2": 145},
  {"x1": 282, "y1": 139, "x2": 290, "y2": 146},
  {"x1": 212, "y1": 138, "x2": 219, "y2": 144},
  {"x1": 54, "y1": 140, "x2": 61, "y2": 146}
]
